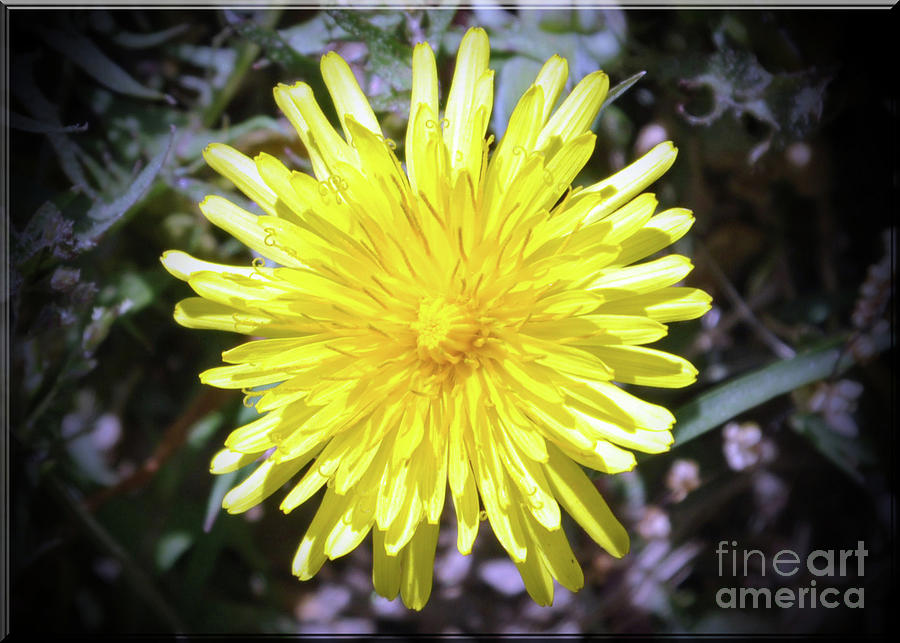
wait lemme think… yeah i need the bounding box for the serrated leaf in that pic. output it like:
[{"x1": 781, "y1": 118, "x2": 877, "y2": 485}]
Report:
[
  {"x1": 15, "y1": 201, "x2": 80, "y2": 265},
  {"x1": 326, "y1": 9, "x2": 412, "y2": 94},
  {"x1": 326, "y1": 10, "x2": 412, "y2": 63},
  {"x1": 224, "y1": 10, "x2": 318, "y2": 78}
]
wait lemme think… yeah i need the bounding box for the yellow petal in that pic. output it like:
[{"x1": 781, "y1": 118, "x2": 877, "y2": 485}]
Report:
[
  {"x1": 273, "y1": 82, "x2": 354, "y2": 179},
  {"x1": 535, "y1": 70, "x2": 609, "y2": 153},
  {"x1": 203, "y1": 143, "x2": 285, "y2": 219},
  {"x1": 384, "y1": 482, "x2": 424, "y2": 555},
  {"x1": 406, "y1": 42, "x2": 441, "y2": 195},
  {"x1": 210, "y1": 448, "x2": 257, "y2": 474},
  {"x1": 443, "y1": 27, "x2": 491, "y2": 177},
  {"x1": 494, "y1": 423, "x2": 561, "y2": 530},
  {"x1": 520, "y1": 504, "x2": 584, "y2": 593},
  {"x1": 543, "y1": 442, "x2": 629, "y2": 557},
  {"x1": 489, "y1": 84, "x2": 544, "y2": 189},
  {"x1": 223, "y1": 404, "x2": 297, "y2": 453},
  {"x1": 582, "y1": 142, "x2": 678, "y2": 224},
  {"x1": 590, "y1": 254, "x2": 694, "y2": 294},
  {"x1": 400, "y1": 522, "x2": 440, "y2": 611},
  {"x1": 422, "y1": 412, "x2": 450, "y2": 523},
  {"x1": 172, "y1": 297, "x2": 294, "y2": 336},
  {"x1": 199, "y1": 362, "x2": 293, "y2": 390},
  {"x1": 562, "y1": 378, "x2": 675, "y2": 431},
  {"x1": 292, "y1": 490, "x2": 343, "y2": 579},
  {"x1": 594, "y1": 192, "x2": 659, "y2": 247},
  {"x1": 595, "y1": 286, "x2": 713, "y2": 323},
  {"x1": 524, "y1": 337, "x2": 614, "y2": 382},
  {"x1": 161, "y1": 250, "x2": 254, "y2": 282},
  {"x1": 253, "y1": 152, "x2": 311, "y2": 225},
  {"x1": 514, "y1": 549, "x2": 554, "y2": 607},
  {"x1": 523, "y1": 314, "x2": 668, "y2": 346},
  {"x1": 222, "y1": 456, "x2": 306, "y2": 514},
  {"x1": 614, "y1": 207, "x2": 695, "y2": 266},
  {"x1": 324, "y1": 492, "x2": 375, "y2": 560},
  {"x1": 198, "y1": 195, "x2": 304, "y2": 268},
  {"x1": 470, "y1": 415, "x2": 527, "y2": 562},
  {"x1": 532, "y1": 54, "x2": 569, "y2": 121},
  {"x1": 538, "y1": 143, "x2": 678, "y2": 243},
  {"x1": 589, "y1": 345, "x2": 699, "y2": 388},
  {"x1": 321, "y1": 50, "x2": 381, "y2": 138},
  {"x1": 569, "y1": 406, "x2": 674, "y2": 454},
  {"x1": 448, "y1": 414, "x2": 480, "y2": 554},
  {"x1": 372, "y1": 528, "x2": 402, "y2": 600}
]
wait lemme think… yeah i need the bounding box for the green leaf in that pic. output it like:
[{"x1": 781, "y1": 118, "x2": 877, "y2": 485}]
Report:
[
  {"x1": 37, "y1": 26, "x2": 171, "y2": 102},
  {"x1": 423, "y1": 8, "x2": 457, "y2": 46},
  {"x1": 175, "y1": 115, "x2": 282, "y2": 164},
  {"x1": 15, "y1": 201, "x2": 80, "y2": 265},
  {"x1": 112, "y1": 271, "x2": 157, "y2": 314},
  {"x1": 170, "y1": 44, "x2": 238, "y2": 90},
  {"x1": 156, "y1": 531, "x2": 194, "y2": 573},
  {"x1": 8, "y1": 110, "x2": 88, "y2": 134},
  {"x1": 326, "y1": 10, "x2": 412, "y2": 101},
  {"x1": 187, "y1": 412, "x2": 225, "y2": 449},
  {"x1": 224, "y1": 10, "x2": 319, "y2": 78},
  {"x1": 673, "y1": 333, "x2": 889, "y2": 446},
  {"x1": 203, "y1": 469, "x2": 242, "y2": 534},
  {"x1": 65, "y1": 431, "x2": 119, "y2": 486},
  {"x1": 492, "y1": 56, "x2": 544, "y2": 138},
  {"x1": 789, "y1": 412, "x2": 875, "y2": 485},
  {"x1": 279, "y1": 13, "x2": 343, "y2": 56},
  {"x1": 78, "y1": 125, "x2": 176, "y2": 245},
  {"x1": 598, "y1": 70, "x2": 646, "y2": 119},
  {"x1": 110, "y1": 24, "x2": 189, "y2": 50},
  {"x1": 326, "y1": 10, "x2": 412, "y2": 64},
  {"x1": 201, "y1": 10, "x2": 287, "y2": 128}
]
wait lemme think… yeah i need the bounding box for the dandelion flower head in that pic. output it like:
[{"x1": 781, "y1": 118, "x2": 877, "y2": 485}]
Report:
[{"x1": 162, "y1": 28, "x2": 711, "y2": 609}]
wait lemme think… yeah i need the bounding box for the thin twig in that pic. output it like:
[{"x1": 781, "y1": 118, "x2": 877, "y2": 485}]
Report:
[
  {"x1": 45, "y1": 472, "x2": 187, "y2": 633},
  {"x1": 696, "y1": 240, "x2": 797, "y2": 360},
  {"x1": 84, "y1": 388, "x2": 232, "y2": 512}
]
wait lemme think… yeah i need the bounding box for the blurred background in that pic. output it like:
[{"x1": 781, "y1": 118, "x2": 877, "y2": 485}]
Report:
[{"x1": 6, "y1": 5, "x2": 895, "y2": 635}]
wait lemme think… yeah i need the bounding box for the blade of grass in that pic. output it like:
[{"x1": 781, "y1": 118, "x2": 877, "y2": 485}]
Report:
[
  {"x1": 203, "y1": 10, "x2": 283, "y2": 128},
  {"x1": 45, "y1": 471, "x2": 185, "y2": 633},
  {"x1": 673, "y1": 331, "x2": 890, "y2": 446},
  {"x1": 597, "y1": 70, "x2": 646, "y2": 119}
]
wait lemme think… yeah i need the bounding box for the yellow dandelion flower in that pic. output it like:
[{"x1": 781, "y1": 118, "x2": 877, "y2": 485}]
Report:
[{"x1": 162, "y1": 27, "x2": 711, "y2": 609}]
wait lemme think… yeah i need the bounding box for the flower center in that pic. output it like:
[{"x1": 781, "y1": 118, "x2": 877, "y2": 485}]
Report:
[{"x1": 412, "y1": 297, "x2": 482, "y2": 364}]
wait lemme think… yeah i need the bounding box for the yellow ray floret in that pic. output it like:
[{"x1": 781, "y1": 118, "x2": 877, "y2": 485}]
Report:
[{"x1": 163, "y1": 27, "x2": 711, "y2": 610}]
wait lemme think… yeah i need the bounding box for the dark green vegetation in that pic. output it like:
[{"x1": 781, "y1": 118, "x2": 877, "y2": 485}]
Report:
[{"x1": 6, "y1": 7, "x2": 895, "y2": 635}]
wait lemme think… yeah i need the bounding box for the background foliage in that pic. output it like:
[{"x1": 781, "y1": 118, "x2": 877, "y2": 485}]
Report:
[{"x1": 7, "y1": 6, "x2": 895, "y2": 635}]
